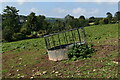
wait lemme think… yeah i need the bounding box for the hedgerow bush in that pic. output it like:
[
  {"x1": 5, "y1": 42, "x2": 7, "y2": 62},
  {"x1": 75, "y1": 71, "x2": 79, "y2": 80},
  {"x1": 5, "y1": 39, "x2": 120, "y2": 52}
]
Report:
[
  {"x1": 12, "y1": 33, "x2": 26, "y2": 41},
  {"x1": 67, "y1": 44, "x2": 95, "y2": 61}
]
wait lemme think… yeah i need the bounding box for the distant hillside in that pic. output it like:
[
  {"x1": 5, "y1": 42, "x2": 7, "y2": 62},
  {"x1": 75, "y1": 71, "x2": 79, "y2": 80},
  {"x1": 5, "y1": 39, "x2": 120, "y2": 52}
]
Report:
[{"x1": 45, "y1": 17, "x2": 64, "y2": 23}]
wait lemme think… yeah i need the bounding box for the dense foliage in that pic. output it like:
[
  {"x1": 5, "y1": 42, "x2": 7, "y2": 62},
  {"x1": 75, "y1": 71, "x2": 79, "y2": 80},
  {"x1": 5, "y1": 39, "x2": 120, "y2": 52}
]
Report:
[
  {"x1": 2, "y1": 6, "x2": 20, "y2": 41},
  {"x1": 2, "y1": 6, "x2": 119, "y2": 42},
  {"x1": 67, "y1": 44, "x2": 95, "y2": 61}
]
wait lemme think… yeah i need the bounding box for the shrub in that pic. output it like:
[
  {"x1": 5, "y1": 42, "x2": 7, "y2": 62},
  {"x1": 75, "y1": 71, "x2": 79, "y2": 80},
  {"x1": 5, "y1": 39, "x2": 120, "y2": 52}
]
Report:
[
  {"x1": 67, "y1": 44, "x2": 95, "y2": 61},
  {"x1": 94, "y1": 20, "x2": 99, "y2": 25},
  {"x1": 12, "y1": 33, "x2": 26, "y2": 41},
  {"x1": 2, "y1": 26, "x2": 13, "y2": 42},
  {"x1": 20, "y1": 24, "x2": 31, "y2": 35},
  {"x1": 79, "y1": 19, "x2": 89, "y2": 27},
  {"x1": 103, "y1": 18, "x2": 109, "y2": 24},
  {"x1": 99, "y1": 18, "x2": 108, "y2": 24},
  {"x1": 31, "y1": 31, "x2": 37, "y2": 37},
  {"x1": 37, "y1": 30, "x2": 46, "y2": 37},
  {"x1": 99, "y1": 19, "x2": 104, "y2": 24}
]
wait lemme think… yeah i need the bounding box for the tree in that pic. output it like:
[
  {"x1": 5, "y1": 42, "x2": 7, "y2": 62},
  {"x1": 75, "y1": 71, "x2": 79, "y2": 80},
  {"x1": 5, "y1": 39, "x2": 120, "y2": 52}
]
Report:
[
  {"x1": 3, "y1": 26, "x2": 13, "y2": 42},
  {"x1": 106, "y1": 12, "x2": 112, "y2": 23},
  {"x1": 64, "y1": 14, "x2": 75, "y2": 29},
  {"x1": 2, "y1": 6, "x2": 20, "y2": 31},
  {"x1": 26, "y1": 12, "x2": 37, "y2": 32},
  {"x1": 20, "y1": 23, "x2": 31, "y2": 35},
  {"x1": 36, "y1": 15, "x2": 46, "y2": 30},
  {"x1": 79, "y1": 15, "x2": 85, "y2": 20},
  {"x1": 78, "y1": 15, "x2": 89, "y2": 27},
  {"x1": 99, "y1": 18, "x2": 108, "y2": 24},
  {"x1": 78, "y1": 19, "x2": 89, "y2": 27},
  {"x1": 19, "y1": 15, "x2": 27, "y2": 24},
  {"x1": 94, "y1": 20, "x2": 99, "y2": 25},
  {"x1": 46, "y1": 23, "x2": 53, "y2": 34},
  {"x1": 65, "y1": 14, "x2": 74, "y2": 21},
  {"x1": 114, "y1": 11, "x2": 120, "y2": 21},
  {"x1": 71, "y1": 19, "x2": 79, "y2": 28},
  {"x1": 2, "y1": 6, "x2": 19, "y2": 41},
  {"x1": 89, "y1": 16, "x2": 95, "y2": 23}
]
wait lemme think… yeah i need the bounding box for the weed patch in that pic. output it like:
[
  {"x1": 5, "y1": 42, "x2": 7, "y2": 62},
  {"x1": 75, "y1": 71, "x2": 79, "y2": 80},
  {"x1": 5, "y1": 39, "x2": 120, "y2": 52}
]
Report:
[{"x1": 67, "y1": 44, "x2": 95, "y2": 61}]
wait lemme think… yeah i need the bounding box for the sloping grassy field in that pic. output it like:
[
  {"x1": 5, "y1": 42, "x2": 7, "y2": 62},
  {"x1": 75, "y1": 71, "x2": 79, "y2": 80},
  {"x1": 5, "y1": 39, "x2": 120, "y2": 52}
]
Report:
[{"x1": 2, "y1": 24, "x2": 119, "y2": 79}]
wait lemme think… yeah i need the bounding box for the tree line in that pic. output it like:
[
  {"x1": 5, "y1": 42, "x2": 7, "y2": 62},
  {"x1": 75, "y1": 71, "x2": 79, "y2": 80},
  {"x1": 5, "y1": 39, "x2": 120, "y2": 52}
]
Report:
[{"x1": 1, "y1": 6, "x2": 120, "y2": 42}]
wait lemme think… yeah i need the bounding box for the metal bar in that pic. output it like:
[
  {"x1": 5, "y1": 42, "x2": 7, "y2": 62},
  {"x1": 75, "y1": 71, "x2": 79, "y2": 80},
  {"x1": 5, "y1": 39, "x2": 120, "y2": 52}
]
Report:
[
  {"x1": 71, "y1": 30, "x2": 75, "y2": 44},
  {"x1": 57, "y1": 34, "x2": 61, "y2": 47},
  {"x1": 68, "y1": 31, "x2": 71, "y2": 44},
  {"x1": 47, "y1": 37, "x2": 51, "y2": 49},
  {"x1": 72, "y1": 30, "x2": 77, "y2": 45},
  {"x1": 74, "y1": 30, "x2": 77, "y2": 42},
  {"x1": 64, "y1": 32, "x2": 68, "y2": 44},
  {"x1": 63, "y1": 33, "x2": 66, "y2": 44},
  {"x1": 44, "y1": 37, "x2": 48, "y2": 49},
  {"x1": 77, "y1": 29, "x2": 81, "y2": 43},
  {"x1": 81, "y1": 27, "x2": 87, "y2": 44},
  {"x1": 43, "y1": 27, "x2": 88, "y2": 50},
  {"x1": 43, "y1": 27, "x2": 84, "y2": 38},
  {"x1": 51, "y1": 35, "x2": 55, "y2": 49}
]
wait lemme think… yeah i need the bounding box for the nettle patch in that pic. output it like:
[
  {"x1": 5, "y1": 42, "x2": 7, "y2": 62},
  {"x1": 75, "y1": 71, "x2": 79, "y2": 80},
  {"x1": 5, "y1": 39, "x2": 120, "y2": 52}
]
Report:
[{"x1": 67, "y1": 44, "x2": 95, "y2": 61}]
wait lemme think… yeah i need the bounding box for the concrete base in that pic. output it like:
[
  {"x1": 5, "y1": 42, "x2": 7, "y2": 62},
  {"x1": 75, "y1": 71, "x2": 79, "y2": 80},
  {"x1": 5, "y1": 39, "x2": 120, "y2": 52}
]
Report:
[
  {"x1": 47, "y1": 48, "x2": 68, "y2": 61},
  {"x1": 47, "y1": 42, "x2": 85, "y2": 61}
]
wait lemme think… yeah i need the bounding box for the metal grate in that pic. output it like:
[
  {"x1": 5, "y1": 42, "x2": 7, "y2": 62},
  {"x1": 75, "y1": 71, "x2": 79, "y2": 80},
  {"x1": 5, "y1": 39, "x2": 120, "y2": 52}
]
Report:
[{"x1": 43, "y1": 27, "x2": 87, "y2": 50}]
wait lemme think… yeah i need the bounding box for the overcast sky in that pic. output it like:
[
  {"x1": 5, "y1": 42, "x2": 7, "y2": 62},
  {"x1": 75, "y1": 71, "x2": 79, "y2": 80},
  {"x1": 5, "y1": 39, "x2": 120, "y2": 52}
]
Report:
[{"x1": 0, "y1": 1, "x2": 119, "y2": 18}]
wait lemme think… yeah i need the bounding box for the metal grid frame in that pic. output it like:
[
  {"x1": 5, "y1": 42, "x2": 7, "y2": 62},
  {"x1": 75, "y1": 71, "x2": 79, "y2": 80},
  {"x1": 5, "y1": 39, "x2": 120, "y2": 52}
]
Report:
[{"x1": 43, "y1": 27, "x2": 87, "y2": 50}]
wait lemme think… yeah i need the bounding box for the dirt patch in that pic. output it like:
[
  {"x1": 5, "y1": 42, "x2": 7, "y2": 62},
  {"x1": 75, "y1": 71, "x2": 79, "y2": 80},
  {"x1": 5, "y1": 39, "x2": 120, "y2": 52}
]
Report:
[
  {"x1": 93, "y1": 44, "x2": 118, "y2": 57},
  {"x1": 2, "y1": 39, "x2": 119, "y2": 78}
]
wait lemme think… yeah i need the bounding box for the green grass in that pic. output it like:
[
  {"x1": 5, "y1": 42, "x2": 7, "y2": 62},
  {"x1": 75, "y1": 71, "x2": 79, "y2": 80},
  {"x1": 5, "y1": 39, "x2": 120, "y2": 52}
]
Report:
[
  {"x1": 2, "y1": 38, "x2": 45, "y2": 52},
  {"x1": 2, "y1": 24, "x2": 118, "y2": 78},
  {"x1": 3, "y1": 24, "x2": 118, "y2": 53},
  {"x1": 85, "y1": 24, "x2": 118, "y2": 43}
]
